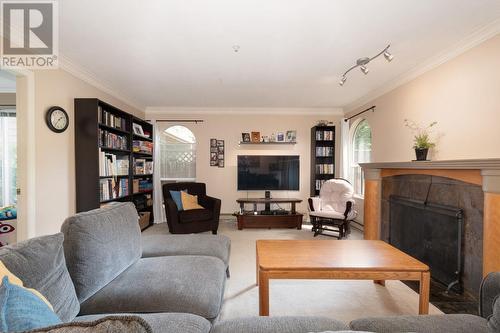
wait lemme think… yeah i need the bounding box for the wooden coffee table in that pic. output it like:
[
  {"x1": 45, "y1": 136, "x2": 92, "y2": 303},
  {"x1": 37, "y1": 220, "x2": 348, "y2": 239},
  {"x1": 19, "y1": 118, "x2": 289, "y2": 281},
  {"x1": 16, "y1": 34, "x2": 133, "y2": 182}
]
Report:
[{"x1": 256, "y1": 240, "x2": 430, "y2": 316}]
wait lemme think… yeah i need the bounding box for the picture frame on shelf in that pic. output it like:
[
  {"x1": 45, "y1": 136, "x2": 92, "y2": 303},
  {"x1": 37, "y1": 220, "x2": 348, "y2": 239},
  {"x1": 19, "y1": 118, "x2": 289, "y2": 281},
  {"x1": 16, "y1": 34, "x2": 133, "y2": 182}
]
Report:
[
  {"x1": 262, "y1": 135, "x2": 269, "y2": 142},
  {"x1": 286, "y1": 130, "x2": 297, "y2": 142},
  {"x1": 132, "y1": 123, "x2": 145, "y2": 136},
  {"x1": 251, "y1": 131, "x2": 260, "y2": 143},
  {"x1": 276, "y1": 132, "x2": 285, "y2": 142},
  {"x1": 242, "y1": 133, "x2": 251, "y2": 142}
]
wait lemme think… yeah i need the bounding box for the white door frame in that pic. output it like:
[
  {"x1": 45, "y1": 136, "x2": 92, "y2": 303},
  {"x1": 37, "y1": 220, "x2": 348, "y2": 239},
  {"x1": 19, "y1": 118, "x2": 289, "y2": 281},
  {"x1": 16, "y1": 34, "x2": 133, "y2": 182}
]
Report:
[{"x1": 5, "y1": 68, "x2": 36, "y2": 241}]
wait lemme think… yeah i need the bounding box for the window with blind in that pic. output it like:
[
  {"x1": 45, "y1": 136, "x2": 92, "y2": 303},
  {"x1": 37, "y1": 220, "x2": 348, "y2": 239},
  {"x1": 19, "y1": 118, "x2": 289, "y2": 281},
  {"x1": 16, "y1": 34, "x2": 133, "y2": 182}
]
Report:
[
  {"x1": 0, "y1": 109, "x2": 16, "y2": 207},
  {"x1": 160, "y1": 125, "x2": 196, "y2": 181}
]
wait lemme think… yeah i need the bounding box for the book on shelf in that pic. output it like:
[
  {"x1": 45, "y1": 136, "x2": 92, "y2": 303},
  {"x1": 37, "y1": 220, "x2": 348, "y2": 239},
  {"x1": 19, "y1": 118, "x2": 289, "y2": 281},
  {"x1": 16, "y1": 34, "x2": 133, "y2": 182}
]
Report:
[
  {"x1": 99, "y1": 129, "x2": 128, "y2": 150},
  {"x1": 316, "y1": 146, "x2": 333, "y2": 157},
  {"x1": 315, "y1": 130, "x2": 334, "y2": 141},
  {"x1": 99, "y1": 150, "x2": 129, "y2": 176},
  {"x1": 100, "y1": 178, "x2": 129, "y2": 201},
  {"x1": 134, "y1": 158, "x2": 153, "y2": 175},
  {"x1": 315, "y1": 179, "x2": 327, "y2": 191},
  {"x1": 316, "y1": 163, "x2": 334, "y2": 174},
  {"x1": 98, "y1": 106, "x2": 127, "y2": 130},
  {"x1": 133, "y1": 179, "x2": 153, "y2": 193},
  {"x1": 132, "y1": 140, "x2": 153, "y2": 154}
]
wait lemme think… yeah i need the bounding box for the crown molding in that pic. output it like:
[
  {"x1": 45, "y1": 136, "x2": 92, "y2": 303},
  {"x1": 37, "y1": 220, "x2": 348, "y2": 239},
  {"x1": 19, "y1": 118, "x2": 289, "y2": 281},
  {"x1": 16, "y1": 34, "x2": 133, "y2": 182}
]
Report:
[
  {"x1": 58, "y1": 55, "x2": 145, "y2": 111},
  {"x1": 145, "y1": 106, "x2": 344, "y2": 116},
  {"x1": 345, "y1": 18, "x2": 500, "y2": 113}
]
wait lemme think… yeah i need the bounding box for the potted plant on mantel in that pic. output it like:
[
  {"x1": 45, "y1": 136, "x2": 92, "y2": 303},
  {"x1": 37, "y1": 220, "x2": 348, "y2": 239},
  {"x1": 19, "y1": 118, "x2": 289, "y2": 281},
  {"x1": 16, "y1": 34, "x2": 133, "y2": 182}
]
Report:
[{"x1": 404, "y1": 119, "x2": 437, "y2": 161}]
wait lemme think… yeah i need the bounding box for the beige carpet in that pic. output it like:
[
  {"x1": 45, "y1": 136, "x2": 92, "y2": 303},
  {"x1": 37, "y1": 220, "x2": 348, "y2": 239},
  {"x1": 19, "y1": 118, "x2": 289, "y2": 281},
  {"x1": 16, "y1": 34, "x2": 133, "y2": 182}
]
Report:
[{"x1": 147, "y1": 218, "x2": 442, "y2": 323}]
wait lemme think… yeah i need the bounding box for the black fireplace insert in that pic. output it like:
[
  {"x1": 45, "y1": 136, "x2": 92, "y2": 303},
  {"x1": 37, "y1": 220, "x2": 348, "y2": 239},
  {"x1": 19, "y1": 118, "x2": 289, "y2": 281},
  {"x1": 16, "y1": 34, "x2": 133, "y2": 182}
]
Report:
[{"x1": 389, "y1": 195, "x2": 464, "y2": 292}]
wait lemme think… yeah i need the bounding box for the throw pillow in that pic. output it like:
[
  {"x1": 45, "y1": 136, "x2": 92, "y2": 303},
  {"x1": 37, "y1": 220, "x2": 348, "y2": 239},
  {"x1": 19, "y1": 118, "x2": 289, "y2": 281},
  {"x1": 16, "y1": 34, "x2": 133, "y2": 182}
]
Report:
[
  {"x1": 25, "y1": 316, "x2": 152, "y2": 333},
  {"x1": 169, "y1": 190, "x2": 184, "y2": 211},
  {"x1": 0, "y1": 233, "x2": 80, "y2": 322},
  {"x1": 0, "y1": 261, "x2": 53, "y2": 310},
  {"x1": 181, "y1": 191, "x2": 204, "y2": 210},
  {"x1": 0, "y1": 276, "x2": 62, "y2": 332}
]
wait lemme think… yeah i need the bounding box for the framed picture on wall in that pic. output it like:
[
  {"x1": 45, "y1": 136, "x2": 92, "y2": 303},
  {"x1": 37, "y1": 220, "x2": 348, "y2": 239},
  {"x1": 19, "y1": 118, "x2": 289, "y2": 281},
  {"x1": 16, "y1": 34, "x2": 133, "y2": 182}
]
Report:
[{"x1": 210, "y1": 152, "x2": 218, "y2": 166}]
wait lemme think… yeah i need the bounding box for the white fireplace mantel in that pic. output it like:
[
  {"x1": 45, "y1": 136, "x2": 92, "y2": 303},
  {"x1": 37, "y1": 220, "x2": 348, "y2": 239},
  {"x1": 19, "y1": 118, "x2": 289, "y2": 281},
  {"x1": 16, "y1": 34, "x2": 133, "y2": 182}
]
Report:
[{"x1": 359, "y1": 158, "x2": 500, "y2": 170}]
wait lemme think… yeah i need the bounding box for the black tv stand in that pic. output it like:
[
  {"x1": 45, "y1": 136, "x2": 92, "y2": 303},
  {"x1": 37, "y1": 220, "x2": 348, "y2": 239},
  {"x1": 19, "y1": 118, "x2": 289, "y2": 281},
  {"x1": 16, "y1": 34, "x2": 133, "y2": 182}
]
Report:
[{"x1": 235, "y1": 197, "x2": 303, "y2": 230}]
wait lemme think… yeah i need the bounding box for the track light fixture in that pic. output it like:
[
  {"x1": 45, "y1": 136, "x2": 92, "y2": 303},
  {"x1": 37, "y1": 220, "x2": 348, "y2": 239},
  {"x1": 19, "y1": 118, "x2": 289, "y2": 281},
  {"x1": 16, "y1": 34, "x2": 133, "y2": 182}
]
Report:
[
  {"x1": 339, "y1": 44, "x2": 393, "y2": 86},
  {"x1": 339, "y1": 75, "x2": 347, "y2": 86}
]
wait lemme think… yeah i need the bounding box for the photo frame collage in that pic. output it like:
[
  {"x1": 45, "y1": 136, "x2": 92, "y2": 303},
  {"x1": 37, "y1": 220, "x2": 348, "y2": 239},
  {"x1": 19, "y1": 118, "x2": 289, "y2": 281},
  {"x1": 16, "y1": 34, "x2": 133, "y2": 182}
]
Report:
[{"x1": 210, "y1": 138, "x2": 225, "y2": 168}]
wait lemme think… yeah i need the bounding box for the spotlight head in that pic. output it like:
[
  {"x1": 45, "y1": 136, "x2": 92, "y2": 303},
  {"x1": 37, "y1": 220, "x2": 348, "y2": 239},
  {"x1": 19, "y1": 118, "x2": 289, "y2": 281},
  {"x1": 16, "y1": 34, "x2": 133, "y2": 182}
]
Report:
[
  {"x1": 384, "y1": 51, "x2": 393, "y2": 62},
  {"x1": 339, "y1": 76, "x2": 346, "y2": 86},
  {"x1": 360, "y1": 65, "x2": 369, "y2": 75}
]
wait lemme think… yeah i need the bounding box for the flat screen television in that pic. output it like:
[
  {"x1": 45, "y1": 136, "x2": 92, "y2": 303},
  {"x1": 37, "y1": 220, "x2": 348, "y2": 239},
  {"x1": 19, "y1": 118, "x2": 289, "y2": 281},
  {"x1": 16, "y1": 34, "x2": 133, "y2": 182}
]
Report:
[{"x1": 237, "y1": 155, "x2": 299, "y2": 191}]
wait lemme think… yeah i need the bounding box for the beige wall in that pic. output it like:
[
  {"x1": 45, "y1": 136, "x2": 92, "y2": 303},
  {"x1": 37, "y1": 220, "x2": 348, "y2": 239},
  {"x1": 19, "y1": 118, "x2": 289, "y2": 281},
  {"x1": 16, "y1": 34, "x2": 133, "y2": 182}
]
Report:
[
  {"x1": 346, "y1": 34, "x2": 500, "y2": 162},
  {"x1": 150, "y1": 113, "x2": 342, "y2": 215},
  {"x1": 32, "y1": 69, "x2": 143, "y2": 236},
  {"x1": 0, "y1": 93, "x2": 15, "y2": 105}
]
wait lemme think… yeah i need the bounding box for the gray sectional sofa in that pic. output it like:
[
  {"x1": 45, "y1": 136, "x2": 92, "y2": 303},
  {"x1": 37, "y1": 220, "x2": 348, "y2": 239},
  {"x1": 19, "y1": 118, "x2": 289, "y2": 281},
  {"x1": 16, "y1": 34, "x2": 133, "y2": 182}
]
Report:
[{"x1": 1, "y1": 201, "x2": 499, "y2": 332}]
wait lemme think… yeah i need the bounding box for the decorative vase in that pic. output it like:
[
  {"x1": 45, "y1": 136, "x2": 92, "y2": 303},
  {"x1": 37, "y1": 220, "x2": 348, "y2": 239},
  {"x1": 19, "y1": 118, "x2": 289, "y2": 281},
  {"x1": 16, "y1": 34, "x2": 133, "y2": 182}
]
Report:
[{"x1": 415, "y1": 148, "x2": 429, "y2": 161}]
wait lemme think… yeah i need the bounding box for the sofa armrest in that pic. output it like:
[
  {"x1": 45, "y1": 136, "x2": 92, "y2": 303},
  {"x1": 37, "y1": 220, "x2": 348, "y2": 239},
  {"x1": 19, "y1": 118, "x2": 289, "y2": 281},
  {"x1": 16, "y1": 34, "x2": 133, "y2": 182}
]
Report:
[
  {"x1": 199, "y1": 196, "x2": 221, "y2": 215},
  {"x1": 480, "y1": 272, "x2": 500, "y2": 319},
  {"x1": 165, "y1": 198, "x2": 180, "y2": 226},
  {"x1": 308, "y1": 197, "x2": 321, "y2": 212}
]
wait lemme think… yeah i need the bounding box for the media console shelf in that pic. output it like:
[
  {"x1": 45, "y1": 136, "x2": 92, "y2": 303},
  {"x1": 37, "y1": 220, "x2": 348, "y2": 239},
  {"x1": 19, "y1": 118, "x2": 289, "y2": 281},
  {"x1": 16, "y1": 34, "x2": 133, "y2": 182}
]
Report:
[{"x1": 235, "y1": 198, "x2": 303, "y2": 230}]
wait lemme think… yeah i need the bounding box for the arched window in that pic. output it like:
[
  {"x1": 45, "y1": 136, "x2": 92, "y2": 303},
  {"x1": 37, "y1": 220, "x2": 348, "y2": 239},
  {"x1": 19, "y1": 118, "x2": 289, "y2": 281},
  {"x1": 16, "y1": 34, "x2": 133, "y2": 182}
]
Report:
[
  {"x1": 349, "y1": 119, "x2": 372, "y2": 195},
  {"x1": 160, "y1": 125, "x2": 196, "y2": 181}
]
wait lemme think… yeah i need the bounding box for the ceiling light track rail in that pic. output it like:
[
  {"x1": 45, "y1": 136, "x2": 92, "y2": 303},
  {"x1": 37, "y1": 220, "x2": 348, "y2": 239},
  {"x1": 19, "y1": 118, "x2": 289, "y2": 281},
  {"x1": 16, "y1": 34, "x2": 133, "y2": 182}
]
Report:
[{"x1": 339, "y1": 44, "x2": 393, "y2": 86}]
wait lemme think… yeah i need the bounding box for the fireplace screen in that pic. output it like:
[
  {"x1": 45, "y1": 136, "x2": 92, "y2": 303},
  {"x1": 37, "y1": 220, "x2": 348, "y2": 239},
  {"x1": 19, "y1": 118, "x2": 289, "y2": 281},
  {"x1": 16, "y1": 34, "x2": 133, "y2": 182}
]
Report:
[{"x1": 389, "y1": 195, "x2": 463, "y2": 292}]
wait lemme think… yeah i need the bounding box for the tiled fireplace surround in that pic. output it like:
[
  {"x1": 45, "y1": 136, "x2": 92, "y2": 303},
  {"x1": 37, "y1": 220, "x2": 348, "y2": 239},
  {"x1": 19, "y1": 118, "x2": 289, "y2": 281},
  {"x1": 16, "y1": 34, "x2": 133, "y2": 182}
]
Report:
[{"x1": 360, "y1": 159, "x2": 500, "y2": 298}]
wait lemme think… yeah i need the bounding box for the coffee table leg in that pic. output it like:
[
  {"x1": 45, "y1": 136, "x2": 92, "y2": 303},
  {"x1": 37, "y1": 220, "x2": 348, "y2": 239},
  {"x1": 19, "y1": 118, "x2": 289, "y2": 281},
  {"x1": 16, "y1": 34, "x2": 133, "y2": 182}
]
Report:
[
  {"x1": 419, "y1": 271, "x2": 430, "y2": 314},
  {"x1": 256, "y1": 248, "x2": 259, "y2": 286},
  {"x1": 259, "y1": 271, "x2": 270, "y2": 316},
  {"x1": 374, "y1": 280, "x2": 386, "y2": 286}
]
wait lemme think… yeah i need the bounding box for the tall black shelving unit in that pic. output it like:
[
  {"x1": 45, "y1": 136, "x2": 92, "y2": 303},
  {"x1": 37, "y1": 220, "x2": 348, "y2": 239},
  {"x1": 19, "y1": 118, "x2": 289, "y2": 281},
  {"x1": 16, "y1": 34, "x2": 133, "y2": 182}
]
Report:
[
  {"x1": 75, "y1": 98, "x2": 154, "y2": 230},
  {"x1": 310, "y1": 125, "x2": 336, "y2": 196}
]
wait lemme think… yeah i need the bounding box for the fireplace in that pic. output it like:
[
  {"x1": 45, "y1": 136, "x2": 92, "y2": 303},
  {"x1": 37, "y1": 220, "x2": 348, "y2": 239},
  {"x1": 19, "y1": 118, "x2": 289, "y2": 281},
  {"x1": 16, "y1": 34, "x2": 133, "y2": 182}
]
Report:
[
  {"x1": 358, "y1": 160, "x2": 500, "y2": 301},
  {"x1": 389, "y1": 195, "x2": 463, "y2": 292}
]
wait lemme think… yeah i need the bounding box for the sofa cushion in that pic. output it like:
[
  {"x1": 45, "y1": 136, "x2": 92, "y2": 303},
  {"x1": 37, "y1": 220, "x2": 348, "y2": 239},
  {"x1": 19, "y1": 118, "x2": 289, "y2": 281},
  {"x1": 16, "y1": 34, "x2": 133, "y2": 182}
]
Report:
[
  {"x1": 0, "y1": 233, "x2": 80, "y2": 322},
  {"x1": 489, "y1": 296, "x2": 500, "y2": 332},
  {"x1": 61, "y1": 202, "x2": 141, "y2": 303},
  {"x1": 349, "y1": 314, "x2": 490, "y2": 333},
  {"x1": 179, "y1": 209, "x2": 212, "y2": 223},
  {"x1": 30, "y1": 316, "x2": 153, "y2": 333},
  {"x1": 79, "y1": 256, "x2": 226, "y2": 320},
  {"x1": 211, "y1": 316, "x2": 350, "y2": 333},
  {"x1": 141, "y1": 234, "x2": 231, "y2": 267},
  {"x1": 76, "y1": 313, "x2": 211, "y2": 333}
]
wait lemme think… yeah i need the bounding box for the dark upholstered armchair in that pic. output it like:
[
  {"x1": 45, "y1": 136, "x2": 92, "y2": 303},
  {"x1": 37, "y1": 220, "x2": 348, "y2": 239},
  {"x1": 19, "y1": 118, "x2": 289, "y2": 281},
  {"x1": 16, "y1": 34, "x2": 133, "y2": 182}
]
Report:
[{"x1": 162, "y1": 182, "x2": 221, "y2": 234}]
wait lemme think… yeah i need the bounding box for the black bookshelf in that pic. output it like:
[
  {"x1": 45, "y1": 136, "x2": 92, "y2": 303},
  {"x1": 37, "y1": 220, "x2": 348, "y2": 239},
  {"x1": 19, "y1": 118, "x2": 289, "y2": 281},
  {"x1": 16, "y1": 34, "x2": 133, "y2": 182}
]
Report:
[
  {"x1": 75, "y1": 98, "x2": 154, "y2": 230},
  {"x1": 310, "y1": 125, "x2": 335, "y2": 196}
]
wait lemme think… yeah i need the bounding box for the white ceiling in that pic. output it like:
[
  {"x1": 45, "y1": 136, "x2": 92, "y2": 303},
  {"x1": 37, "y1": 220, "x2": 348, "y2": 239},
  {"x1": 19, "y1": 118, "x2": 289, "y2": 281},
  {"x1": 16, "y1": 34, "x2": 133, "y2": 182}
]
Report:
[{"x1": 59, "y1": 0, "x2": 500, "y2": 110}]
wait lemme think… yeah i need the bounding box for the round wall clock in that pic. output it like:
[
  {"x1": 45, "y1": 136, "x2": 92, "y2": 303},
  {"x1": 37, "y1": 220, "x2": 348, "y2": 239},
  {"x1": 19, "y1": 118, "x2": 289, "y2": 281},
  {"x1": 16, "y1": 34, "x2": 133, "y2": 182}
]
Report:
[{"x1": 46, "y1": 106, "x2": 69, "y2": 133}]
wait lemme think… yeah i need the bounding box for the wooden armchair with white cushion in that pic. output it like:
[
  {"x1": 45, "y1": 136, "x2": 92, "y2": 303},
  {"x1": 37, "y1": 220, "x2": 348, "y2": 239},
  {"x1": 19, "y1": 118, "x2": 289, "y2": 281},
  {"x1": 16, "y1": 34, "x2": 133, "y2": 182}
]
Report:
[{"x1": 308, "y1": 178, "x2": 358, "y2": 239}]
